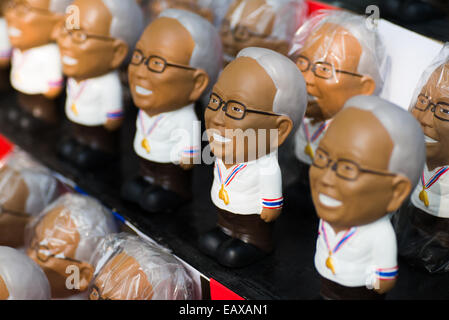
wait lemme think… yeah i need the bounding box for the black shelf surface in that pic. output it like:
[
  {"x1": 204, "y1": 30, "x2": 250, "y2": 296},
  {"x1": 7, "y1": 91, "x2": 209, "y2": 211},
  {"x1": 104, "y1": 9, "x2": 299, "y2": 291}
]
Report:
[{"x1": 1, "y1": 90, "x2": 449, "y2": 300}]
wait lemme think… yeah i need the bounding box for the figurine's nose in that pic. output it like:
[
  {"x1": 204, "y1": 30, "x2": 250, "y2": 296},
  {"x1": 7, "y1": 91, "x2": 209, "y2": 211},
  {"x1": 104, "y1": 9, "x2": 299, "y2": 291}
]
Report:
[
  {"x1": 420, "y1": 107, "x2": 435, "y2": 128},
  {"x1": 303, "y1": 68, "x2": 316, "y2": 88},
  {"x1": 319, "y1": 163, "x2": 337, "y2": 187},
  {"x1": 210, "y1": 106, "x2": 226, "y2": 127}
]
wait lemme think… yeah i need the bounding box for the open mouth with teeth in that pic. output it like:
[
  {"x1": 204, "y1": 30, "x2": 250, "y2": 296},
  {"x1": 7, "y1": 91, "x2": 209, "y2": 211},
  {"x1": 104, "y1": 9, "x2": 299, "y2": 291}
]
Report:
[
  {"x1": 62, "y1": 55, "x2": 78, "y2": 66},
  {"x1": 135, "y1": 85, "x2": 153, "y2": 96},
  {"x1": 318, "y1": 193, "x2": 342, "y2": 208},
  {"x1": 424, "y1": 135, "x2": 438, "y2": 144},
  {"x1": 212, "y1": 133, "x2": 232, "y2": 144},
  {"x1": 8, "y1": 27, "x2": 22, "y2": 37}
]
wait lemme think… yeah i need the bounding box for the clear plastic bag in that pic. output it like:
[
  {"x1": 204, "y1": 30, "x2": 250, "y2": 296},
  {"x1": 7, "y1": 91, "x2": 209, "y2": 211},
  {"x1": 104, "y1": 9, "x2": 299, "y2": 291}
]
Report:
[{"x1": 88, "y1": 233, "x2": 196, "y2": 300}]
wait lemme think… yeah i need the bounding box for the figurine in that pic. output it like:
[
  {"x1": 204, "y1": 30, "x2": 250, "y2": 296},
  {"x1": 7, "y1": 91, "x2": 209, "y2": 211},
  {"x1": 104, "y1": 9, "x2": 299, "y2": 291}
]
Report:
[
  {"x1": 0, "y1": 150, "x2": 60, "y2": 248},
  {"x1": 0, "y1": 246, "x2": 51, "y2": 300},
  {"x1": 4, "y1": 0, "x2": 72, "y2": 130},
  {"x1": 0, "y1": 0, "x2": 11, "y2": 91},
  {"x1": 198, "y1": 47, "x2": 307, "y2": 268},
  {"x1": 55, "y1": 0, "x2": 144, "y2": 169},
  {"x1": 26, "y1": 193, "x2": 118, "y2": 298},
  {"x1": 310, "y1": 95, "x2": 425, "y2": 300},
  {"x1": 122, "y1": 9, "x2": 222, "y2": 213},
  {"x1": 140, "y1": 0, "x2": 214, "y2": 24},
  {"x1": 392, "y1": 44, "x2": 449, "y2": 273},
  {"x1": 288, "y1": 10, "x2": 388, "y2": 206},
  {"x1": 220, "y1": 0, "x2": 307, "y2": 65},
  {"x1": 88, "y1": 233, "x2": 196, "y2": 300}
]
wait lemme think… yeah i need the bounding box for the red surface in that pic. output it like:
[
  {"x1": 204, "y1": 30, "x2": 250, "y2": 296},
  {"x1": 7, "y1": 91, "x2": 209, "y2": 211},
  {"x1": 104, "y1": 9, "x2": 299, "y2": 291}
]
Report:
[
  {"x1": 306, "y1": 0, "x2": 339, "y2": 14},
  {"x1": 0, "y1": 134, "x2": 13, "y2": 161},
  {"x1": 210, "y1": 278, "x2": 245, "y2": 300}
]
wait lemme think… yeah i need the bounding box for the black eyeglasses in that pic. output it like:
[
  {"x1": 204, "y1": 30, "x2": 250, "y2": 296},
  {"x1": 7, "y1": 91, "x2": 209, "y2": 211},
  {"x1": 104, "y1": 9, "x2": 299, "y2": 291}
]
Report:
[
  {"x1": 0, "y1": 205, "x2": 29, "y2": 218},
  {"x1": 89, "y1": 284, "x2": 111, "y2": 301},
  {"x1": 221, "y1": 19, "x2": 270, "y2": 42},
  {"x1": 59, "y1": 26, "x2": 116, "y2": 44},
  {"x1": 312, "y1": 148, "x2": 396, "y2": 181},
  {"x1": 414, "y1": 94, "x2": 449, "y2": 122},
  {"x1": 31, "y1": 242, "x2": 82, "y2": 264},
  {"x1": 130, "y1": 49, "x2": 197, "y2": 73},
  {"x1": 295, "y1": 55, "x2": 363, "y2": 80},
  {"x1": 207, "y1": 93, "x2": 281, "y2": 120}
]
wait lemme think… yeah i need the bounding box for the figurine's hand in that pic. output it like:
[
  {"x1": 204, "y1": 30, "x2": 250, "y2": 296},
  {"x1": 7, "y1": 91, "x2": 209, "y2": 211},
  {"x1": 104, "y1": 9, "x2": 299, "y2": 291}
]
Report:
[
  {"x1": 104, "y1": 118, "x2": 123, "y2": 131},
  {"x1": 260, "y1": 208, "x2": 281, "y2": 223},
  {"x1": 374, "y1": 279, "x2": 397, "y2": 295},
  {"x1": 43, "y1": 86, "x2": 62, "y2": 99},
  {"x1": 0, "y1": 57, "x2": 10, "y2": 69},
  {"x1": 179, "y1": 156, "x2": 195, "y2": 171}
]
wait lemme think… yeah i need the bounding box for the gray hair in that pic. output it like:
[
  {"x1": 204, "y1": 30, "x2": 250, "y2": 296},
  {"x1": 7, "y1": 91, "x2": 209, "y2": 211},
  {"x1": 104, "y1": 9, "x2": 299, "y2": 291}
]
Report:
[
  {"x1": 0, "y1": 246, "x2": 51, "y2": 300},
  {"x1": 237, "y1": 47, "x2": 307, "y2": 132},
  {"x1": 289, "y1": 10, "x2": 388, "y2": 95},
  {"x1": 343, "y1": 95, "x2": 425, "y2": 188},
  {"x1": 101, "y1": 0, "x2": 145, "y2": 49},
  {"x1": 49, "y1": 0, "x2": 74, "y2": 13},
  {"x1": 27, "y1": 194, "x2": 118, "y2": 262},
  {"x1": 90, "y1": 233, "x2": 196, "y2": 300},
  {"x1": 160, "y1": 9, "x2": 223, "y2": 93}
]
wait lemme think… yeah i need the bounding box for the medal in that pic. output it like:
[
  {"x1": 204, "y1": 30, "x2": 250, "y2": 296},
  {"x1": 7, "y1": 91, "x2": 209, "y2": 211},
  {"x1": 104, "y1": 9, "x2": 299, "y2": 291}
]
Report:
[
  {"x1": 320, "y1": 221, "x2": 357, "y2": 276},
  {"x1": 302, "y1": 120, "x2": 330, "y2": 161},
  {"x1": 139, "y1": 112, "x2": 165, "y2": 154},
  {"x1": 69, "y1": 79, "x2": 88, "y2": 117},
  {"x1": 419, "y1": 166, "x2": 449, "y2": 207},
  {"x1": 215, "y1": 160, "x2": 247, "y2": 206},
  {"x1": 71, "y1": 103, "x2": 78, "y2": 116}
]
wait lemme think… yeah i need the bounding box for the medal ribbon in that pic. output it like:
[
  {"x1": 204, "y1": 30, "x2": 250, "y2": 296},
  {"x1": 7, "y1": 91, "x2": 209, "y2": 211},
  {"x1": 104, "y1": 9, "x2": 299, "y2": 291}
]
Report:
[
  {"x1": 421, "y1": 166, "x2": 449, "y2": 190},
  {"x1": 215, "y1": 160, "x2": 247, "y2": 205},
  {"x1": 139, "y1": 111, "x2": 165, "y2": 138},
  {"x1": 302, "y1": 120, "x2": 330, "y2": 144}
]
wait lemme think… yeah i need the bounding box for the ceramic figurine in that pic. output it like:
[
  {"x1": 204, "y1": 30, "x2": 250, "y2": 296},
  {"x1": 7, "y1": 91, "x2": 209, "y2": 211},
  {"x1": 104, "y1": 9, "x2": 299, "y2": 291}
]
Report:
[
  {"x1": 288, "y1": 10, "x2": 388, "y2": 206},
  {"x1": 198, "y1": 47, "x2": 307, "y2": 268},
  {"x1": 4, "y1": 0, "x2": 72, "y2": 130},
  {"x1": 220, "y1": 0, "x2": 307, "y2": 65},
  {"x1": 393, "y1": 44, "x2": 449, "y2": 273},
  {"x1": 309, "y1": 95, "x2": 424, "y2": 300},
  {"x1": 141, "y1": 0, "x2": 214, "y2": 23},
  {"x1": 0, "y1": 246, "x2": 51, "y2": 300},
  {"x1": 55, "y1": 0, "x2": 144, "y2": 169},
  {"x1": 0, "y1": 149, "x2": 60, "y2": 248},
  {"x1": 122, "y1": 9, "x2": 222, "y2": 213},
  {"x1": 88, "y1": 233, "x2": 196, "y2": 300},
  {"x1": 26, "y1": 193, "x2": 118, "y2": 298}
]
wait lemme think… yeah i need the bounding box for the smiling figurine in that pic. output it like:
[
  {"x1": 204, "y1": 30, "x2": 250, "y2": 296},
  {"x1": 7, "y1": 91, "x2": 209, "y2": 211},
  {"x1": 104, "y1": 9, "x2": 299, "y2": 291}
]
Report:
[
  {"x1": 26, "y1": 193, "x2": 118, "y2": 298},
  {"x1": 393, "y1": 45, "x2": 449, "y2": 273},
  {"x1": 4, "y1": 0, "x2": 72, "y2": 130},
  {"x1": 55, "y1": 0, "x2": 144, "y2": 169},
  {"x1": 199, "y1": 47, "x2": 307, "y2": 268},
  {"x1": 122, "y1": 9, "x2": 222, "y2": 213},
  {"x1": 310, "y1": 95, "x2": 424, "y2": 300},
  {"x1": 0, "y1": 246, "x2": 51, "y2": 300},
  {"x1": 88, "y1": 233, "x2": 196, "y2": 300},
  {"x1": 288, "y1": 10, "x2": 387, "y2": 205},
  {"x1": 220, "y1": 0, "x2": 306, "y2": 65}
]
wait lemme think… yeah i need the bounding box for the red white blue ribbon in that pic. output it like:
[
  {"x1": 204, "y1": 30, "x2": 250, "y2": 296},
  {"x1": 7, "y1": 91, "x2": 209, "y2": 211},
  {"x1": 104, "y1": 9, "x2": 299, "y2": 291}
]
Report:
[
  {"x1": 216, "y1": 160, "x2": 247, "y2": 187},
  {"x1": 321, "y1": 221, "x2": 357, "y2": 255},
  {"x1": 139, "y1": 111, "x2": 164, "y2": 138},
  {"x1": 375, "y1": 267, "x2": 398, "y2": 280},
  {"x1": 302, "y1": 120, "x2": 330, "y2": 143},
  {"x1": 421, "y1": 166, "x2": 449, "y2": 189},
  {"x1": 262, "y1": 197, "x2": 284, "y2": 209}
]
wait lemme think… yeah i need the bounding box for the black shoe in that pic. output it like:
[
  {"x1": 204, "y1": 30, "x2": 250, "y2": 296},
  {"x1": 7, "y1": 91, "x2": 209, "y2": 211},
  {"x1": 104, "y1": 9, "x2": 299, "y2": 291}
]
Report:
[
  {"x1": 139, "y1": 185, "x2": 185, "y2": 213},
  {"x1": 121, "y1": 175, "x2": 152, "y2": 204},
  {"x1": 217, "y1": 238, "x2": 268, "y2": 268},
  {"x1": 198, "y1": 227, "x2": 231, "y2": 258},
  {"x1": 73, "y1": 145, "x2": 115, "y2": 170},
  {"x1": 57, "y1": 137, "x2": 80, "y2": 161}
]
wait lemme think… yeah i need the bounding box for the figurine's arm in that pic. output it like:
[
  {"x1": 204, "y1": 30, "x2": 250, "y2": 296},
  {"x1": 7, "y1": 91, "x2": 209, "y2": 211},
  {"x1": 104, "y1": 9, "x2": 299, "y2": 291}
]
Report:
[
  {"x1": 259, "y1": 157, "x2": 284, "y2": 223},
  {"x1": 177, "y1": 116, "x2": 201, "y2": 170},
  {"x1": 0, "y1": 50, "x2": 11, "y2": 68},
  {"x1": 102, "y1": 77, "x2": 125, "y2": 131},
  {"x1": 104, "y1": 111, "x2": 124, "y2": 131},
  {"x1": 43, "y1": 81, "x2": 64, "y2": 99}
]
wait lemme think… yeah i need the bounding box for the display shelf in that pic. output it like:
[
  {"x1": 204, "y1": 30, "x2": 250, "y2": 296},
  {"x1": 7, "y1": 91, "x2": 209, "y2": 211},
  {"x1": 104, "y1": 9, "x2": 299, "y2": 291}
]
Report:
[{"x1": 1, "y1": 91, "x2": 449, "y2": 300}]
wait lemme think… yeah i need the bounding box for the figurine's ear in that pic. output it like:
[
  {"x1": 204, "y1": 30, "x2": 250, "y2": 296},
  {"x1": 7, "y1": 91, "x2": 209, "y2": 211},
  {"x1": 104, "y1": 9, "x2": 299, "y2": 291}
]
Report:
[
  {"x1": 272, "y1": 39, "x2": 290, "y2": 57},
  {"x1": 358, "y1": 75, "x2": 376, "y2": 96},
  {"x1": 189, "y1": 69, "x2": 210, "y2": 102},
  {"x1": 110, "y1": 39, "x2": 129, "y2": 70},
  {"x1": 386, "y1": 175, "x2": 412, "y2": 212},
  {"x1": 78, "y1": 262, "x2": 94, "y2": 292},
  {"x1": 274, "y1": 115, "x2": 293, "y2": 148}
]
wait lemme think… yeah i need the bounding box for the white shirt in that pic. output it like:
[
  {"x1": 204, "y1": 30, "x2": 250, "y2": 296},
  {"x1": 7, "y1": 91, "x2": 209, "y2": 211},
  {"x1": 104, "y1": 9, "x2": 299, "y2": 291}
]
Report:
[
  {"x1": 211, "y1": 152, "x2": 283, "y2": 215},
  {"x1": 294, "y1": 117, "x2": 331, "y2": 165},
  {"x1": 0, "y1": 18, "x2": 11, "y2": 59},
  {"x1": 315, "y1": 216, "x2": 398, "y2": 288},
  {"x1": 133, "y1": 105, "x2": 201, "y2": 164},
  {"x1": 411, "y1": 164, "x2": 449, "y2": 219},
  {"x1": 10, "y1": 43, "x2": 63, "y2": 95},
  {"x1": 65, "y1": 71, "x2": 123, "y2": 126}
]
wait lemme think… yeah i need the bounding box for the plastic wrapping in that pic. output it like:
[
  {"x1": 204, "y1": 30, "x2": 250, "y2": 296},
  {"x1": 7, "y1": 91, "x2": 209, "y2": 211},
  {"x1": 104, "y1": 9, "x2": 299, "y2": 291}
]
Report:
[
  {"x1": 0, "y1": 246, "x2": 51, "y2": 300},
  {"x1": 88, "y1": 233, "x2": 196, "y2": 300},
  {"x1": 220, "y1": 0, "x2": 308, "y2": 63},
  {"x1": 391, "y1": 43, "x2": 449, "y2": 274}
]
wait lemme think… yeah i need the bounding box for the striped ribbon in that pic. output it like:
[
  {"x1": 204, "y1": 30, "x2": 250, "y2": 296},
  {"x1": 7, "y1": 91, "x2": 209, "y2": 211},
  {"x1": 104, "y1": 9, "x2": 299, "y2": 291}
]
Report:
[
  {"x1": 421, "y1": 166, "x2": 449, "y2": 190},
  {"x1": 303, "y1": 120, "x2": 330, "y2": 143},
  {"x1": 139, "y1": 111, "x2": 165, "y2": 138},
  {"x1": 216, "y1": 160, "x2": 247, "y2": 187},
  {"x1": 375, "y1": 267, "x2": 398, "y2": 280},
  {"x1": 321, "y1": 221, "x2": 357, "y2": 255}
]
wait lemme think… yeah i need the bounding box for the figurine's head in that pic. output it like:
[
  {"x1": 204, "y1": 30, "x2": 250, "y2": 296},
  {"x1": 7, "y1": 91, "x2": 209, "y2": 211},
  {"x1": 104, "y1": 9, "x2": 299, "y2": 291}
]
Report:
[
  {"x1": 205, "y1": 47, "x2": 306, "y2": 164},
  {"x1": 128, "y1": 9, "x2": 222, "y2": 116},
  {"x1": 5, "y1": 0, "x2": 72, "y2": 51},
  {"x1": 0, "y1": 246, "x2": 51, "y2": 300},
  {"x1": 56, "y1": 0, "x2": 143, "y2": 81},
  {"x1": 221, "y1": 0, "x2": 306, "y2": 64},
  {"x1": 289, "y1": 11, "x2": 386, "y2": 121},
  {"x1": 88, "y1": 233, "x2": 195, "y2": 300},
  {"x1": 0, "y1": 152, "x2": 59, "y2": 248},
  {"x1": 309, "y1": 95, "x2": 425, "y2": 232},
  {"x1": 146, "y1": 0, "x2": 214, "y2": 23},
  {"x1": 26, "y1": 194, "x2": 117, "y2": 298},
  {"x1": 410, "y1": 47, "x2": 449, "y2": 170}
]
